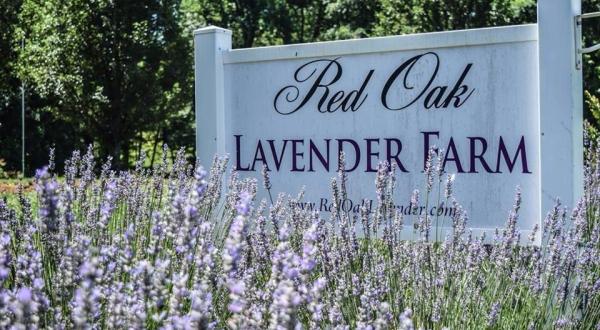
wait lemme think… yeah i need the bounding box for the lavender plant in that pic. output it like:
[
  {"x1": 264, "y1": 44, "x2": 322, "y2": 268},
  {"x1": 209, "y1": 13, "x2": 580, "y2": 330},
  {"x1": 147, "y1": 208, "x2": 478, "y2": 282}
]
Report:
[{"x1": 0, "y1": 141, "x2": 598, "y2": 329}]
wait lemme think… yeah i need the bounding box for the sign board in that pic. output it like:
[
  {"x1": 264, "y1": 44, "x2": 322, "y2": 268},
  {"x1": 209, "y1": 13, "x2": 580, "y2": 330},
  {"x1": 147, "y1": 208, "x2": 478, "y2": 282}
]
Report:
[{"x1": 194, "y1": 0, "x2": 583, "y2": 243}]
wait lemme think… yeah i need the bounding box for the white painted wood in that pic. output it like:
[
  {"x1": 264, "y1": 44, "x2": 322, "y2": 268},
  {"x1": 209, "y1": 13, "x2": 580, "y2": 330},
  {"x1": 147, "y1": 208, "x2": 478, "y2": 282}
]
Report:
[
  {"x1": 538, "y1": 0, "x2": 583, "y2": 219},
  {"x1": 224, "y1": 24, "x2": 538, "y2": 64},
  {"x1": 221, "y1": 38, "x2": 540, "y2": 243},
  {"x1": 194, "y1": 26, "x2": 232, "y2": 168}
]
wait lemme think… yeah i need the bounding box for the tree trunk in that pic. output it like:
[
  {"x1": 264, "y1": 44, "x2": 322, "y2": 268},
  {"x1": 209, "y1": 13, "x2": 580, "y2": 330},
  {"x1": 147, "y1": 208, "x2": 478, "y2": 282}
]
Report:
[
  {"x1": 150, "y1": 126, "x2": 161, "y2": 168},
  {"x1": 122, "y1": 141, "x2": 130, "y2": 169}
]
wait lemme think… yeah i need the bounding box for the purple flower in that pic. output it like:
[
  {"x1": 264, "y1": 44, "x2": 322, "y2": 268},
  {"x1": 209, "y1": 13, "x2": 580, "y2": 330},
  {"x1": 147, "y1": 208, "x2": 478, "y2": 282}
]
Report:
[
  {"x1": 236, "y1": 190, "x2": 253, "y2": 216},
  {"x1": 399, "y1": 308, "x2": 414, "y2": 330},
  {"x1": 0, "y1": 142, "x2": 598, "y2": 329},
  {"x1": 228, "y1": 300, "x2": 244, "y2": 314},
  {"x1": 35, "y1": 166, "x2": 60, "y2": 233},
  {"x1": 16, "y1": 287, "x2": 32, "y2": 304},
  {"x1": 445, "y1": 173, "x2": 455, "y2": 199},
  {"x1": 486, "y1": 302, "x2": 501, "y2": 326}
]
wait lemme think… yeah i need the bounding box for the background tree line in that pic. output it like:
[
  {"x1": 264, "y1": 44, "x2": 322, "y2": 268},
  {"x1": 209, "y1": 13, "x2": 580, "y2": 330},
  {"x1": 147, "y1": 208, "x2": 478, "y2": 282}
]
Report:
[{"x1": 0, "y1": 0, "x2": 598, "y2": 174}]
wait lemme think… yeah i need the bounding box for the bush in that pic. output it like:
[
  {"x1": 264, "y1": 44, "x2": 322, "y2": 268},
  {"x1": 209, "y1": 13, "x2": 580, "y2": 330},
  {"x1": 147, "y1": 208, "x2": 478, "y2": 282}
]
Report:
[
  {"x1": 0, "y1": 159, "x2": 9, "y2": 179},
  {"x1": 0, "y1": 142, "x2": 598, "y2": 329}
]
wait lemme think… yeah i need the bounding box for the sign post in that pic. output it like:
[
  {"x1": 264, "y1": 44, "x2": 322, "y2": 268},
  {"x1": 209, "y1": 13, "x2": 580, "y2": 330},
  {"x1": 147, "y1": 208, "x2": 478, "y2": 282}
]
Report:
[
  {"x1": 538, "y1": 0, "x2": 584, "y2": 215},
  {"x1": 194, "y1": 27, "x2": 232, "y2": 169}
]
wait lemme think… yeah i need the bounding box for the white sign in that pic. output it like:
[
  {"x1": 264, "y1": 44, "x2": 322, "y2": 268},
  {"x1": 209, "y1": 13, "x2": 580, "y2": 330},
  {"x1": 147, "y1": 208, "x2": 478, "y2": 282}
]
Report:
[{"x1": 194, "y1": 0, "x2": 583, "y2": 243}]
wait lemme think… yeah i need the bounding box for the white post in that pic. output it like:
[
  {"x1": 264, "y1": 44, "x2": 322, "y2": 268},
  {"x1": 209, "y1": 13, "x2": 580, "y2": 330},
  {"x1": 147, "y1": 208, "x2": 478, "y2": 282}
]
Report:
[
  {"x1": 21, "y1": 37, "x2": 25, "y2": 176},
  {"x1": 194, "y1": 26, "x2": 232, "y2": 168},
  {"x1": 538, "y1": 0, "x2": 584, "y2": 216}
]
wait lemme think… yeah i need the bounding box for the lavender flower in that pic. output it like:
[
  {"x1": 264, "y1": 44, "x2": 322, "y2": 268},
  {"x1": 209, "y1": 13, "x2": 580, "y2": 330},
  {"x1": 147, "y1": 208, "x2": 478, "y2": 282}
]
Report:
[
  {"x1": 399, "y1": 309, "x2": 414, "y2": 330},
  {"x1": 486, "y1": 302, "x2": 501, "y2": 326},
  {"x1": 424, "y1": 147, "x2": 437, "y2": 193},
  {"x1": 0, "y1": 142, "x2": 596, "y2": 329},
  {"x1": 444, "y1": 173, "x2": 455, "y2": 199}
]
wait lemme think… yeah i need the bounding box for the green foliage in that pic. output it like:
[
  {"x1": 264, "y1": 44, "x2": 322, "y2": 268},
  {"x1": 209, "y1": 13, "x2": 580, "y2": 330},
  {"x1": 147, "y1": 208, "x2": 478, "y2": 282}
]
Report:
[
  {"x1": 583, "y1": 0, "x2": 600, "y2": 129},
  {"x1": 0, "y1": 159, "x2": 8, "y2": 179},
  {"x1": 374, "y1": 0, "x2": 535, "y2": 36},
  {"x1": 17, "y1": 0, "x2": 191, "y2": 168},
  {"x1": 181, "y1": 0, "x2": 381, "y2": 47},
  {"x1": 0, "y1": 0, "x2": 24, "y2": 174},
  {"x1": 0, "y1": 0, "x2": 21, "y2": 105},
  {"x1": 585, "y1": 90, "x2": 600, "y2": 144}
]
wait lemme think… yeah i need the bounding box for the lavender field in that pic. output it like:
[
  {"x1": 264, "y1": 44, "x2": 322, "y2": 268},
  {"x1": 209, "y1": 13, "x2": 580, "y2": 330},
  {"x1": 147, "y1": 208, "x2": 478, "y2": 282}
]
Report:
[{"x1": 0, "y1": 139, "x2": 598, "y2": 329}]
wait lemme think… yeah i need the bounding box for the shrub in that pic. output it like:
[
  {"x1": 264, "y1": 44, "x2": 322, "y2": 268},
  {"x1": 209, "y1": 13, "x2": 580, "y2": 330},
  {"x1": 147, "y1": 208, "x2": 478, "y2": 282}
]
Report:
[
  {"x1": 0, "y1": 159, "x2": 8, "y2": 179},
  {"x1": 0, "y1": 142, "x2": 598, "y2": 329}
]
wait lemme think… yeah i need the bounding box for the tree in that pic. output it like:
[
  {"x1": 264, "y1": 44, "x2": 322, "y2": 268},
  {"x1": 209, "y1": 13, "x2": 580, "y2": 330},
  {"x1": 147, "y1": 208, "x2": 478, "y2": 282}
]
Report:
[
  {"x1": 582, "y1": 0, "x2": 600, "y2": 131},
  {"x1": 374, "y1": 0, "x2": 535, "y2": 36},
  {"x1": 0, "y1": 0, "x2": 23, "y2": 173},
  {"x1": 18, "y1": 0, "x2": 191, "y2": 168},
  {"x1": 181, "y1": 0, "x2": 381, "y2": 48}
]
